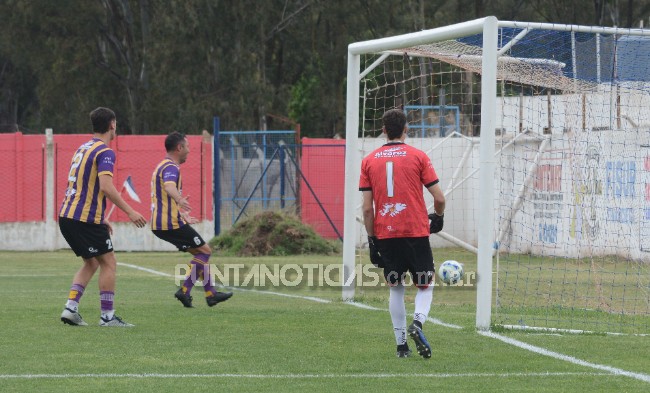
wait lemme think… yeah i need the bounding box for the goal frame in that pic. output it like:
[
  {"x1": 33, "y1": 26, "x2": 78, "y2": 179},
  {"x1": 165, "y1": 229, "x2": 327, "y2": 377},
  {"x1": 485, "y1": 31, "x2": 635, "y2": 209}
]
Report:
[{"x1": 343, "y1": 16, "x2": 650, "y2": 331}]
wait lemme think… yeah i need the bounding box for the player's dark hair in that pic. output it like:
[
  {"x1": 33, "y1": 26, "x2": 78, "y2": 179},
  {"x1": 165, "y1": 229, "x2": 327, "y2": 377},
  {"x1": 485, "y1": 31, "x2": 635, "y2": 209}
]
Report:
[
  {"x1": 165, "y1": 131, "x2": 186, "y2": 152},
  {"x1": 382, "y1": 109, "x2": 407, "y2": 140},
  {"x1": 90, "y1": 107, "x2": 116, "y2": 134}
]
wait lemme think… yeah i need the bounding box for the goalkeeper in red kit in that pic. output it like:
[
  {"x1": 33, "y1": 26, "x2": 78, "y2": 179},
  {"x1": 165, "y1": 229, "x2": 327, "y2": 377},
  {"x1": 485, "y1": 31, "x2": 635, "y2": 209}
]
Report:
[{"x1": 359, "y1": 109, "x2": 446, "y2": 358}]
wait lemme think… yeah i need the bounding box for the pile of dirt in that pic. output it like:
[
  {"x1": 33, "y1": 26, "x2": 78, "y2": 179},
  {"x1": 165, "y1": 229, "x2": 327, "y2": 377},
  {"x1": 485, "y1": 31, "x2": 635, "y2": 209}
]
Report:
[{"x1": 209, "y1": 211, "x2": 340, "y2": 256}]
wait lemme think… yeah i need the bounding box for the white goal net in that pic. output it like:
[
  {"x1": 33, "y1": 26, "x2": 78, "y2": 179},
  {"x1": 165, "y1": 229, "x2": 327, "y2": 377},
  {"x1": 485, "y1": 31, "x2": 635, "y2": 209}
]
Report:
[{"x1": 344, "y1": 17, "x2": 650, "y2": 334}]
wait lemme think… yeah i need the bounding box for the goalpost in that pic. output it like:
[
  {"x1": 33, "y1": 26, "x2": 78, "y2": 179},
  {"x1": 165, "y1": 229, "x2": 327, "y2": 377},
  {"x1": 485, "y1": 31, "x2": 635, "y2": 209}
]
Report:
[{"x1": 344, "y1": 16, "x2": 650, "y2": 334}]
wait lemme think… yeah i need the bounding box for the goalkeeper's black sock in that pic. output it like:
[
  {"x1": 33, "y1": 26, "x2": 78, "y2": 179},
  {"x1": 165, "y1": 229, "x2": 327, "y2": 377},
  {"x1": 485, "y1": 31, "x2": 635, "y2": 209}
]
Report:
[
  {"x1": 397, "y1": 343, "x2": 409, "y2": 352},
  {"x1": 412, "y1": 320, "x2": 423, "y2": 330}
]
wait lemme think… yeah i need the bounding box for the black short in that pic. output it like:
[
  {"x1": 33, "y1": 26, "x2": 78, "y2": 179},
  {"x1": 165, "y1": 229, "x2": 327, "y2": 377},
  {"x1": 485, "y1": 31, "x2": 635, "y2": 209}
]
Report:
[
  {"x1": 152, "y1": 225, "x2": 206, "y2": 251},
  {"x1": 58, "y1": 217, "x2": 113, "y2": 259},
  {"x1": 376, "y1": 237, "x2": 434, "y2": 287}
]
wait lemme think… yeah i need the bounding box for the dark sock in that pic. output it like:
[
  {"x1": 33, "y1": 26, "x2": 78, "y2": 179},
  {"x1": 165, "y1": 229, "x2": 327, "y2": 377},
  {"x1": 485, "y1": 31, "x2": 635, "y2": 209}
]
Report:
[
  {"x1": 192, "y1": 253, "x2": 216, "y2": 297},
  {"x1": 182, "y1": 258, "x2": 205, "y2": 295},
  {"x1": 397, "y1": 343, "x2": 410, "y2": 352}
]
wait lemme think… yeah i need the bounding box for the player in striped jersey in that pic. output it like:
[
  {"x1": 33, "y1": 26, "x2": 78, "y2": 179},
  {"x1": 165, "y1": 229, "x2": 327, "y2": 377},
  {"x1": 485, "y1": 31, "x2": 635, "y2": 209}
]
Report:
[
  {"x1": 59, "y1": 107, "x2": 147, "y2": 327},
  {"x1": 151, "y1": 132, "x2": 232, "y2": 308},
  {"x1": 359, "y1": 109, "x2": 446, "y2": 359}
]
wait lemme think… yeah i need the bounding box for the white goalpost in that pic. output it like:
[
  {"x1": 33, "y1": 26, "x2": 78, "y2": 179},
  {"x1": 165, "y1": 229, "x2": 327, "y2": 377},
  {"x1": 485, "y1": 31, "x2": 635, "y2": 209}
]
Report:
[{"x1": 344, "y1": 16, "x2": 650, "y2": 334}]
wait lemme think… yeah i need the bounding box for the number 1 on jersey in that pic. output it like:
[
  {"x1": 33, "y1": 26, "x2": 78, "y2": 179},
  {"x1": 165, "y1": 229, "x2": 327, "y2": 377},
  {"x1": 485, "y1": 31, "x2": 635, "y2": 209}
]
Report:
[{"x1": 386, "y1": 161, "x2": 394, "y2": 197}]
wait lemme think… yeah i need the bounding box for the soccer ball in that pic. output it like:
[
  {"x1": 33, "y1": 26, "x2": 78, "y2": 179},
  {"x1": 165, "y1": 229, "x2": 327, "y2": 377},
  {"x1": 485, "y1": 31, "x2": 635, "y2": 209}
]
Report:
[{"x1": 437, "y1": 260, "x2": 464, "y2": 284}]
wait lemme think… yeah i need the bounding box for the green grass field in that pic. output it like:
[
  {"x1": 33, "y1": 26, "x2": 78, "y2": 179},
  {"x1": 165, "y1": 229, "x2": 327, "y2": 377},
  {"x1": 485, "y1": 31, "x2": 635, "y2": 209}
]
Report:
[
  {"x1": 0, "y1": 251, "x2": 648, "y2": 392},
  {"x1": 495, "y1": 253, "x2": 650, "y2": 334}
]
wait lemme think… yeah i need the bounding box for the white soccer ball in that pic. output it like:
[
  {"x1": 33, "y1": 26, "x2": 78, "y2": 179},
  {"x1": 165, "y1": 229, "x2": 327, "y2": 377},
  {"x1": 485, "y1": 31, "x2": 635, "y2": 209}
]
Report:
[{"x1": 437, "y1": 260, "x2": 464, "y2": 284}]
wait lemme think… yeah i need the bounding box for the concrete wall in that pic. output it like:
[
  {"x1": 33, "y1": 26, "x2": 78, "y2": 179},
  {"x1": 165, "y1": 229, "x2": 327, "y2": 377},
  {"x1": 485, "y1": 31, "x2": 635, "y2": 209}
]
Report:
[{"x1": 0, "y1": 220, "x2": 214, "y2": 252}]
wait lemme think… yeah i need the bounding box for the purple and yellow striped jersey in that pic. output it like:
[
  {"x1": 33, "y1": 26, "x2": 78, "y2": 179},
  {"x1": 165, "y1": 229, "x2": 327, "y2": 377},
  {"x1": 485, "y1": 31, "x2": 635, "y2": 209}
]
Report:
[
  {"x1": 59, "y1": 138, "x2": 115, "y2": 224},
  {"x1": 150, "y1": 158, "x2": 186, "y2": 230}
]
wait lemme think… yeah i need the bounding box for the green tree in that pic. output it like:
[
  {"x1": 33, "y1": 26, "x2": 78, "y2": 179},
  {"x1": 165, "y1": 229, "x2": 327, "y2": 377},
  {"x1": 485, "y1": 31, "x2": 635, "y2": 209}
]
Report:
[
  {"x1": 97, "y1": 0, "x2": 152, "y2": 134},
  {"x1": 2, "y1": 0, "x2": 650, "y2": 136}
]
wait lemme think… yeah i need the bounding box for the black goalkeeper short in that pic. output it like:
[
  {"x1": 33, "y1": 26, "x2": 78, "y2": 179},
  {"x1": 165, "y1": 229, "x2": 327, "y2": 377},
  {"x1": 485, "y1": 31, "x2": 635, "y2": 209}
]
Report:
[
  {"x1": 375, "y1": 236, "x2": 434, "y2": 288},
  {"x1": 152, "y1": 225, "x2": 206, "y2": 251}
]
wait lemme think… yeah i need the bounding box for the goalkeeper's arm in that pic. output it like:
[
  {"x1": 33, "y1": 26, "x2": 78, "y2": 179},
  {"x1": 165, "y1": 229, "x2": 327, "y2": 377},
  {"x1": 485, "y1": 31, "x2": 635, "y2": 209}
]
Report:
[
  {"x1": 361, "y1": 190, "x2": 384, "y2": 267},
  {"x1": 426, "y1": 183, "x2": 446, "y2": 233}
]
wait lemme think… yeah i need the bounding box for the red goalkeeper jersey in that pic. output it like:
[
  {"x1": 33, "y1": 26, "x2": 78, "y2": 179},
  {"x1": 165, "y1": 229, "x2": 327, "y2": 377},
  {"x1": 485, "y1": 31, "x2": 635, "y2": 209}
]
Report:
[{"x1": 359, "y1": 142, "x2": 439, "y2": 239}]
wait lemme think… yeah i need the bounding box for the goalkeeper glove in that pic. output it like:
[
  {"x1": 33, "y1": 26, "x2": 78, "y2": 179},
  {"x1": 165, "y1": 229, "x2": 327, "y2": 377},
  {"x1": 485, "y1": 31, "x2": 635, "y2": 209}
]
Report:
[
  {"x1": 368, "y1": 236, "x2": 384, "y2": 268},
  {"x1": 428, "y1": 212, "x2": 444, "y2": 234}
]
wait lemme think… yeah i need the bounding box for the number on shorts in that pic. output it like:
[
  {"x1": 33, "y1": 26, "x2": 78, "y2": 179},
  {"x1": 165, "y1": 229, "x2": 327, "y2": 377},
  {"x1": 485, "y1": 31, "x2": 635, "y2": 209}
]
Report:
[
  {"x1": 386, "y1": 161, "x2": 394, "y2": 197},
  {"x1": 193, "y1": 236, "x2": 201, "y2": 245},
  {"x1": 106, "y1": 239, "x2": 113, "y2": 250}
]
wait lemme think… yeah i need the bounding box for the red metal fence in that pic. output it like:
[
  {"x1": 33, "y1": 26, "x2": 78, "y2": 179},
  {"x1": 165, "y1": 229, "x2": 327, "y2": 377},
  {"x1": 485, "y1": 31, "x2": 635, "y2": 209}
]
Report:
[
  {"x1": 0, "y1": 133, "x2": 213, "y2": 223},
  {"x1": 1, "y1": 132, "x2": 345, "y2": 240}
]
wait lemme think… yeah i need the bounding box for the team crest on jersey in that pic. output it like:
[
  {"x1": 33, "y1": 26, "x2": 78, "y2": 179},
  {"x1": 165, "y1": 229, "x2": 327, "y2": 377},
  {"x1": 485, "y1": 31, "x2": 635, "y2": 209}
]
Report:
[{"x1": 380, "y1": 202, "x2": 407, "y2": 217}]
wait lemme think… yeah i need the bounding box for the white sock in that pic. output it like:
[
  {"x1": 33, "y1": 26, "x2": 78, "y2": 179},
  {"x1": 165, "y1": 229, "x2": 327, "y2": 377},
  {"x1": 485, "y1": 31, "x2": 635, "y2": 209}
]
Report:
[
  {"x1": 65, "y1": 300, "x2": 78, "y2": 312},
  {"x1": 414, "y1": 284, "x2": 434, "y2": 325},
  {"x1": 101, "y1": 310, "x2": 115, "y2": 320},
  {"x1": 389, "y1": 284, "x2": 407, "y2": 345}
]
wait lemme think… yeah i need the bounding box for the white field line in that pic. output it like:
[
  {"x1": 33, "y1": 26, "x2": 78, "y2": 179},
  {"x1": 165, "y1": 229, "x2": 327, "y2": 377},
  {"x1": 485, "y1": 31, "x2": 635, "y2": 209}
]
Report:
[
  {"x1": 344, "y1": 301, "x2": 462, "y2": 329},
  {"x1": 0, "y1": 372, "x2": 615, "y2": 380},
  {"x1": 502, "y1": 324, "x2": 650, "y2": 337},
  {"x1": 118, "y1": 262, "x2": 172, "y2": 278},
  {"x1": 117, "y1": 262, "x2": 648, "y2": 384},
  {"x1": 240, "y1": 288, "x2": 331, "y2": 304},
  {"x1": 479, "y1": 331, "x2": 650, "y2": 384},
  {"x1": 118, "y1": 262, "x2": 460, "y2": 327},
  {"x1": 118, "y1": 262, "x2": 331, "y2": 303},
  {"x1": 0, "y1": 274, "x2": 64, "y2": 277}
]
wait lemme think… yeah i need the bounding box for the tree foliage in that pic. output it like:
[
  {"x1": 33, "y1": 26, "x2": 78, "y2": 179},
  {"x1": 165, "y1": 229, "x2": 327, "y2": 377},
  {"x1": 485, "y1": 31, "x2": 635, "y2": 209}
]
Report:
[{"x1": 1, "y1": 0, "x2": 649, "y2": 135}]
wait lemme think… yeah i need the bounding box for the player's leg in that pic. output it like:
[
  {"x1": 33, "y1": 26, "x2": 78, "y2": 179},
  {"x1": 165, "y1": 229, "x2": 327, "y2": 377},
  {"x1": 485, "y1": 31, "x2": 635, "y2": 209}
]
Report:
[
  {"x1": 95, "y1": 251, "x2": 133, "y2": 327},
  {"x1": 188, "y1": 242, "x2": 233, "y2": 307},
  {"x1": 176, "y1": 246, "x2": 206, "y2": 304},
  {"x1": 380, "y1": 238, "x2": 411, "y2": 357},
  {"x1": 411, "y1": 242, "x2": 435, "y2": 327},
  {"x1": 154, "y1": 225, "x2": 232, "y2": 307},
  {"x1": 60, "y1": 258, "x2": 99, "y2": 326},
  {"x1": 413, "y1": 285, "x2": 433, "y2": 327},
  {"x1": 406, "y1": 237, "x2": 434, "y2": 359},
  {"x1": 58, "y1": 217, "x2": 99, "y2": 326},
  {"x1": 389, "y1": 283, "x2": 411, "y2": 357},
  {"x1": 171, "y1": 245, "x2": 206, "y2": 307},
  {"x1": 409, "y1": 284, "x2": 434, "y2": 358},
  {"x1": 152, "y1": 228, "x2": 197, "y2": 307},
  {"x1": 65, "y1": 258, "x2": 99, "y2": 310}
]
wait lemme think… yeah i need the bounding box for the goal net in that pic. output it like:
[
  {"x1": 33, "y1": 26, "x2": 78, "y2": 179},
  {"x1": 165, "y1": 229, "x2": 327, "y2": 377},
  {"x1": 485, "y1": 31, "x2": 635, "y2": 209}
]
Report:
[{"x1": 344, "y1": 17, "x2": 650, "y2": 334}]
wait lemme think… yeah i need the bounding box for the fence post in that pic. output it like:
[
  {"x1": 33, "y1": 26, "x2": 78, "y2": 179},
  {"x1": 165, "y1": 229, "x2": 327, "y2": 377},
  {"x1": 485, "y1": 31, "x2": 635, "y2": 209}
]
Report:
[
  {"x1": 15, "y1": 132, "x2": 24, "y2": 221},
  {"x1": 279, "y1": 146, "x2": 285, "y2": 209},
  {"x1": 45, "y1": 128, "x2": 56, "y2": 250},
  {"x1": 213, "y1": 116, "x2": 221, "y2": 236}
]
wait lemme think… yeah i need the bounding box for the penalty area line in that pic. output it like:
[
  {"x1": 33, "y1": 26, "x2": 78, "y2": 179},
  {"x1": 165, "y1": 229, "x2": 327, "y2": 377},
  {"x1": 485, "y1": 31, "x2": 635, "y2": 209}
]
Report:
[{"x1": 0, "y1": 372, "x2": 615, "y2": 380}]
